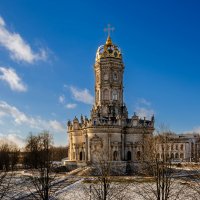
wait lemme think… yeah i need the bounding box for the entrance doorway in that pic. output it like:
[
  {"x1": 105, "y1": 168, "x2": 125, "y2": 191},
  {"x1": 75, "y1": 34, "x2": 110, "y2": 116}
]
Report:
[
  {"x1": 127, "y1": 151, "x2": 131, "y2": 161},
  {"x1": 80, "y1": 151, "x2": 83, "y2": 161}
]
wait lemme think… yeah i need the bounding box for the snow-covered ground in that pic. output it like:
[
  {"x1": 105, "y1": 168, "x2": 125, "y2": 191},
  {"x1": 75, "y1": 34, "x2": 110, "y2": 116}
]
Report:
[
  {"x1": 55, "y1": 180, "x2": 199, "y2": 200},
  {"x1": 2, "y1": 170, "x2": 200, "y2": 200}
]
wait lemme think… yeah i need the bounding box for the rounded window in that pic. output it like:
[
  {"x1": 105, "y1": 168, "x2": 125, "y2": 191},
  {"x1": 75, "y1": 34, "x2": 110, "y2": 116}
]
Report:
[
  {"x1": 113, "y1": 72, "x2": 118, "y2": 80},
  {"x1": 113, "y1": 151, "x2": 118, "y2": 161},
  {"x1": 112, "y1": 90, "x2": 118, "y2": 100},
  {"x1": 103, "y1": 89, "x2": 109, "y2": 100}
]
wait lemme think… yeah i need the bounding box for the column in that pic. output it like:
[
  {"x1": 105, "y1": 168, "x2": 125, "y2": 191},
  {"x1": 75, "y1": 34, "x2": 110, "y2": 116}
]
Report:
[
  {"x1": 121, "y1": 131, "x2": 125, "y2": 160},
  {"x1": 108, "y1": 133, "x2": 111, "y2": 161},
  {"x1": 85, "y1": 133, "x2": 88, "y2": 162}
]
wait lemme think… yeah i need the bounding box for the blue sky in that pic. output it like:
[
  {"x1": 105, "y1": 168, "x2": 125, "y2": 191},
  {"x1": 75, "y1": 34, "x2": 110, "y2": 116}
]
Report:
[{"x1": 0, "y1": 0, "x2": 200, "y2": 147}]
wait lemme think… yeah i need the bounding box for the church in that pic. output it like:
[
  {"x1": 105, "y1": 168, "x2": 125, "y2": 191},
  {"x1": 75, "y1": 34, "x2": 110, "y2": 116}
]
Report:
[{"x1": 67, "y1": 30, "x2": 155, "y2": 164}]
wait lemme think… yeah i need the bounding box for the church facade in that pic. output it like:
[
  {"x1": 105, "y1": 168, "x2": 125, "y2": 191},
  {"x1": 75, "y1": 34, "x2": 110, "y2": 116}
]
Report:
[{"x1": 67, "y1": 35, "x2": 154, "y2": 164}]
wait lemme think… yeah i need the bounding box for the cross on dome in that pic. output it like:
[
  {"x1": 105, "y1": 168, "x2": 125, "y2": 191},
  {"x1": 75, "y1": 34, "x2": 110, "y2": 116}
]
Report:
[{"x1": 104, "y1": 24, "x2": 115, "y2": 37}]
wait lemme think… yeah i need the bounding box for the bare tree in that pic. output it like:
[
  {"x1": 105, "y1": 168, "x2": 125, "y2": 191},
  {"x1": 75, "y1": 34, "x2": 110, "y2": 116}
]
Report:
[
  {"x1": 24, "y1": 133, "x2": 45, "y2": 169},
  {"x1": 83, "y1": 151, "x2": 129, "y2": 200},
  {"x1": 0, "y1": 168, "x2": 13, "y2": 199},
  {"x1": 133, "y1": 130, "x2": 185, "y2": 200},
  {"x1": 0, "y1": 143, "x2": 10, "y2": 170},
  {"x1": 22, "y1": 131, "x2": 60, "y2": 200},
  {"x1": 0, "y1": 142, "x2": 19, "y2": 199},
  {"x1": 183, "y1": 163, "x2": 200, "y2": 200},
  {"x1": 52, "y1": 146, "x2": 68, "y2": 161}
]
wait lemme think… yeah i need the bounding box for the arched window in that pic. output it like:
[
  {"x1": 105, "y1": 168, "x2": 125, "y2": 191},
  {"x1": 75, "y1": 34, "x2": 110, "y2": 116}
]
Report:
[
  {"x1": 127, "y1": 151, "x2": 132, "y2": 161},
  {"x1": 103, "y1": 89, "x2": 109, "y2": 100},
  {"x1": 167, "y1": 153, "x2": 170, "y2": 159},
  {"x1": 112, "y1": 90, "x2": 118, "y2": 100},
  {"x1": 180, "y1": 144, "x2": 184, "y2": 151},
  {"x1": 136, "y1": 151, "x2": 140, "y2": 161},
  {"x1": 80, "y1": 152, "x2": 83, "y2": 161},
  {"x1": 175, "y1": 153, "x2": 179, "y2": 159},
  {"x1": 171, "y1": 153, "x2": 174, "y2": 159},
  {"x1": 113, "y1": 72, "x2": 118, "y2": 80},
  {"x1": 180, "y1": 153, "x2": 184, "y2": 159},
  {"x1": 113, "y1": 151, "x2": 118, "y2": 161},
  {"x1": 82, "y1": 152, "x2": 85, "y2": 160}
]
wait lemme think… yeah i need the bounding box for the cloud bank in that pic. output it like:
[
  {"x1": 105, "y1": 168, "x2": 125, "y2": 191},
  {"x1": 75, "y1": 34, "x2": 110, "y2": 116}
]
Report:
[
  {"x1": 0, "y1": 16, "x2": 47, "y2": 63},
  {"x1": 0, "y1": 101, "x2": 65, "y2": 133},
  {"x1": 0, "y1": 133, "x2": 26, "y2": 147},
  {"x1": 135, "y1": 98, "x2": 154, "y2": 119},
  {"x1": 0, "y1": 67, "x2": 27, "y2": 92},
  {"x1": 69, "y1": 86, "x2": 94, "y2": 105}
]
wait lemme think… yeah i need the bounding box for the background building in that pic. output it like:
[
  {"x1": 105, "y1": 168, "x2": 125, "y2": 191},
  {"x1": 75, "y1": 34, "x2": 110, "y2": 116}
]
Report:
[{"x1": 157, "y1": 133, "x2": 200, "y2": 162}]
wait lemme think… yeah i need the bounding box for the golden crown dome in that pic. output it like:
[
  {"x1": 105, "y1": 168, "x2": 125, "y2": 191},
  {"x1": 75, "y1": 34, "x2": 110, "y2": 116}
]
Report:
[{"x1": 95, "y1": 36, "x2": 122, "y2": 61}]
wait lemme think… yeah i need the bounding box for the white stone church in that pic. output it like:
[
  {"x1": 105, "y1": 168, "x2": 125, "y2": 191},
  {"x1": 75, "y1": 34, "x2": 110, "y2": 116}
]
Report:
[{"x1": 67, "y1": 35, "x2": 155, "y2": 164}]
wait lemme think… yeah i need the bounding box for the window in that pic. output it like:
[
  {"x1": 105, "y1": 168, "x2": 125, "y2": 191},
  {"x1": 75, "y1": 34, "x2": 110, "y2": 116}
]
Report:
[
  {"x1": 180, "y1": 153, "x2": 184, "y2": 159},
  {"x1": 112, "y1": 90, "x2": 118, "y2": 100},
  {"x1": 80, "y1": 152, "x2": 83, "y2": 161},
  {"x1": 167, "y1": 153, "x2": 170, "y2": 159},
  {"x1": 136, "y1": 151, "x2": 140, "y2": 161},
  {"x1": 127, "y1": 151, "x2": 132, "y2": 161},
  {"x1": 113, "y1": 151, "x2": 118, "y2": 161},
  {"x1": 113, "y1": 72, "x2": 118, "y2": 80},
  {"x1": 180, "y1": 144, "x2": 184, "y2": 151},
  {"x1": 175, "y1": 153, "x2": 179, "y2": 159},
  {"x1": 103, "y1": 89, "x2": 109, "y2": 100}
]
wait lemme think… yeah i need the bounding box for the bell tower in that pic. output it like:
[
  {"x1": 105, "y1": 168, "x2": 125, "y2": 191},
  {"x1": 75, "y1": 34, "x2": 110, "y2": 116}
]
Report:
[
  {"x1": 67, "y1": 25, "x2": 155, "y2": 164},
  {"x1": 91, "y1": 27, "x2": 128, "y2": 122},
  {"x1": 95, "y1": 36, "x2": 124, "y2": 106}
]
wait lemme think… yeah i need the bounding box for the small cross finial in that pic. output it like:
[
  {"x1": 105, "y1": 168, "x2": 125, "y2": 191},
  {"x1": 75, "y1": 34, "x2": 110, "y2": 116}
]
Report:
[{"x1": 104, "y1": 24, "x2": 115, "y2": 37}]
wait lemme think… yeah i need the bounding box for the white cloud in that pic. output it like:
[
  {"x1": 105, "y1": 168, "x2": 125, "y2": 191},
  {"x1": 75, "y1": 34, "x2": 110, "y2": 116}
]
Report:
[
  {"x1": 0, "y1": 101, "x2": 65, "y2": 133},
  {"x1": 186, "y1": 126, "x2": 200, "y2": 134},
  {"x1": 49, "y1": 120, "x2": 65, "y2": 133},
  {"x1": 0, "y1": 111, "x2": 6, "y2": 117},
  {"x1": 70, "y1": 86, "x2": 94, "y2": 105},
  {"x1": 135, "y1": 98, "x2": 154, "y2": 119},
  {"x1": 58, "y1": 94, "x2": 76, "y2": 109},
  {"x1": 136, "y1": 107, "x2": 154, "y2": 119},
  {"x1": 0, "y1": 17, "x2": 5, "y2": 26},
  {"x1": 0, "y1": 67, "x2": 27, "y2": 92},
  {"x1": 193, "y1": 127, "x2": 200, "y2": 133},
  {"x1": 65, "y1": 103, "x2": 77, "y2": 109},
  {"x1": 0, "y1": 16, "x2": 47, "y2": 63},
  {"x1": 0, "y1": 101, "x2": 30, "y2": 124},
  {"x1": 0, "y1": 133, "x2": 26, "y2": 148},
  {"x1": 59, "y1": 95, "x2": 65, "y2": 104},
  {"x1": 138, "y1": 98, "x2": 151, "y2": 106}
]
